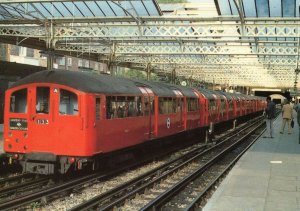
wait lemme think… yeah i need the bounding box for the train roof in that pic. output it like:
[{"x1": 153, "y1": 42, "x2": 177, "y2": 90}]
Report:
[{"x1": 10, "y1": 70, "x2": 197, "y2": 97}]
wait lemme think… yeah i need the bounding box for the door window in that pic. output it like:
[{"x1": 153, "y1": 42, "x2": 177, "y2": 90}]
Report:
[
  {"x1": 59, "y1": 89, "x2": 78, "y2": 115},
  {"x1": 36, "y1": 87, "x2": 50, "y2": 114}
]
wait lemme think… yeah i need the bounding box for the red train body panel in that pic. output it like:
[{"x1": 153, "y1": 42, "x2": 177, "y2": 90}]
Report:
[{"x1": 3, "y1": 70, "x2": 266, "y2": 174}]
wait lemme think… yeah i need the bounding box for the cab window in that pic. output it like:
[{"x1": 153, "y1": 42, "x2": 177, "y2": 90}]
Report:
[
  {"x1": 10, "y1": 89, "x2": 27, "y2": 113},
  {"x1": 36, "y1": 87, "x2": 50, "y2": 114},
  {"x1": 59, "y1": 89, "x2": 78, "y2": 115}
]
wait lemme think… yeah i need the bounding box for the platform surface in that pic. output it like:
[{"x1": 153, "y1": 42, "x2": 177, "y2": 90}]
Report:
[{"x1": 203, "y1": 113, "x2": 300, "y2": 211}]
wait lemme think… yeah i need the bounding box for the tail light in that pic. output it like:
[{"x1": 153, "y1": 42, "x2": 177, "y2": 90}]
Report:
[{"x1": 14, "y1": 154, "x2": 19, "y2": 159}]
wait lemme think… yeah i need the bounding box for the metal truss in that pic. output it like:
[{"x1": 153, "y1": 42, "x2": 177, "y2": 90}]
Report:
[
  {"x1": 116, "y1": 55, "x2": 299, "y2": 67},
  {"x1": 1, "y1": 17, "x2": 300, "y2": 87},
  {"x1": 1, "y1": 21, "x2": 300, "y2": 39},
  {"x1": 127, "y1": 60, "x2": 294, "y2": 87},
  {"x1": 54, "y1": 42, "x2": 300, "y2": 56}
]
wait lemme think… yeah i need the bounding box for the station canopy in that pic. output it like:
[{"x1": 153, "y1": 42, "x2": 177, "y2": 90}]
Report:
[{"x1": 0, "y1": 0, "x2": 300, "y2": 88}]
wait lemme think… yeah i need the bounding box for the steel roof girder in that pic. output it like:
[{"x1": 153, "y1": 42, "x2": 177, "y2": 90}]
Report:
[
  {"x1": 2, "y1": 23, "x2": 300, "y2": 39},
  {"x1": 116, "y1": 55, "x2": 300, "y2": 66},
  {"x1": 112, "y1": 44, "x2": 300, "y2": 56}
]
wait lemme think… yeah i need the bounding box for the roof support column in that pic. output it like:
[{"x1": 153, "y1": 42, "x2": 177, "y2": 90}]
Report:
[
  {"x1": 46, "y1": 22, "x2": 55, "y2": 70},
  {"x1": 46, "y1": 50, "x2": 54, "y2": 70},
  {"x1": 171, "y1": 68, "x2": 176, "y2": 84},
  {"x1": 233, "y1": 0, "x2": 245, "y2": 36},
  {"x1": 146, "y1": 63, "x2": 151, "y2": 81},
  {"x1": 108, "y1": 42, "x2": 116, "y2": 76}
]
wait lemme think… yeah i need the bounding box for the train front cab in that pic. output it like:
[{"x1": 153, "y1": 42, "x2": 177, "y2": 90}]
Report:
[{"x1": 4, "y1": 84, "x2": 85, "y2": 174}]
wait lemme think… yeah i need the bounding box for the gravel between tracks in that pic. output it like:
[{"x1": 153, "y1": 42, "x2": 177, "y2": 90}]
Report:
[{"x1": 44, "y1": 161, "x2": 164, "y2": 210}]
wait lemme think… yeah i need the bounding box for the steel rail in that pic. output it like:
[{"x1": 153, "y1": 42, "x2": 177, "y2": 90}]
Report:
[
  {"x1": 70, "y1": 144, "x2": 209, "y2": 211},
  {"x1": 141, "y1": 119, "x2": 264, "y2": 210},
  {"x1": 0, "y1": 177, "x2": 50, "y2": 202},
  {"x1": 69, "y1": 116, "x2": 264, "y2": 210},
  {"x1": 80, "y1": 116, "x2": 264, "y2": 211},
  {"x1": 0, "y1": 170, "x2": 112, "y2": 210},
  {"x1": 184, "y1": 128, "x2": 265, "y2": 211},
  {"x1": 0, "y1": 173, "x2": 33, "y2": 186},
  {"x1": 0, "y1": 133, "x2": 202, "y2": 210}
]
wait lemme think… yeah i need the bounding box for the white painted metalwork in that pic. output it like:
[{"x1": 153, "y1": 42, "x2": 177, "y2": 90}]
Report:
[{"x1": 0, "y1": 0, "x2": 299, "y2": 88}]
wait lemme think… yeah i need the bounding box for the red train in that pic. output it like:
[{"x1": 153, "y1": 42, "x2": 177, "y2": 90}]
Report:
[{"x1": 3, "y1": 70, "x2": 266, "y2": 174}]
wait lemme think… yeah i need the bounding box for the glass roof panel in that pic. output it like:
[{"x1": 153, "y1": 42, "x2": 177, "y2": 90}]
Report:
[
  {"x1": 54, "y1": 2, "x2": 72, "y2": 17},
  {"x1": 256, "y1": 0, "x2": 269, "y2": 17},
  {"x1": 43, "y1": 2, "x2": 63, "y2": 17},
  {"x1": 218, "y1": 0, "x2": 297, "y2": 18},
  {"x1": 218, "y1": 0, "x2": 233, "y2": 16},
  {"x1": 33, "y1": 3, "x2": 52, "y2": 18},
  {"x1": 229, "y1": 0, "x2": 238, "y2": 15},
  {"x1": 87, "y1": 1, "x2": 105, "y2": 16},
  {"x1": 1, "y1": 4, "x2": 24, "y2": 18},
  {"x1": 118, "y1": 1, "x2": 136, "y2": 16},
  {"x1": 108, "y1": 1, "x2": 128, "y2": 16},
  {"x1": 243, "y1": 0, "x2": 256, "y2": 17},
  {"x1": 130, "y1": 1, "x2": 148, "y2": 16},
  {"x1": 143, "y1": 1, "x2": 160, "y2": 16},
  {"x1": 282, "y1": 0, "x2": 295, "y2": 17},
  {"x1": 0, "y1": 1, "x2": 161, "y2": 20},
  {"x1": 269, "y1": 0, "x2": 281, "y2": 17},
  {"x1": 297, "y1": 0, "x2": 300, "y2": 16},
  {"x1": 73, "y1": 2, "x2": 93, "y2": 17},
  {"x1": 96, "y1": 1, "x2": 116, "y2": 16},
  {"x1": 62, "y1": 2, "x2": 84, "y2": 17}
]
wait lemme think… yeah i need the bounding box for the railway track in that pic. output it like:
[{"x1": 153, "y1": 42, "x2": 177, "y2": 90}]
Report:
[
  {"x1": 143, "y1": 127, "x2": 265, "y2": 211},
  {"x1": 68, "y1": 116, "x2": 265, "y2": 211},
  {"x1": 0, "y1": 174, "x2": 51, "y2": 203},
  {"x1": 0, "y1": 115, "x2": 265, "y2": 210},
  {"x1": 0, "y1": 156, "x2": 21, "y2": 177}
]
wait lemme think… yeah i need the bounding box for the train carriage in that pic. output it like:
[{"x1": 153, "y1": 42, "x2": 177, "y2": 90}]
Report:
[
  {"x1": 3, "y1": 70, "x2": 266, "y2": 174},
  {"x1": 218, "y1": 91, "x2": 235, "y2": 120}
]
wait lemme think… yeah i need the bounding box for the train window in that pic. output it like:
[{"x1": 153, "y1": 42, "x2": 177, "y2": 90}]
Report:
[
  {"x1": 106, "y1": 96, "x2": 142, "y2": 119},
  {"x1": 159, "y1": 97, "x2": 176, "y2": 114},
  {"x1": 236, "y1": 100, "x2": 240, "y2": 111},
  {"x1": 228, "y1": 99, "x2": 234, "y2": 111},
  {"x1": 209, "y1": 100, "x2": 216, "y2": 111},
  {"x1": 95, "y1": 97, "x2": 100, "y2": 120},
  {"x1": 36, "y1": 87, "x2": 49, "y2": 114},
  {"x1": 59, "y1": 89, "x2": 78, "y2": 115},
  {"x1": 187, "y1": 98, "x2": 199, "y2": 111},
  {"x1": 150, "y1": 96, "x2": 154, "y2": 114},
  {"x1": 221, "y1": 99, "x2": 226, "y2": 111},
  {"x1": 176, "y1": 98, "x2": 181, "y2": 113},
  {"x1": 10, "y1": 89, "x2": 27, "y2": 113},
  {"x1": 141, "y1": 96, "x2": 154, "y2": 116},
  {"x1": 144, "y1": 97, "x2": 150, "y2": 116}
]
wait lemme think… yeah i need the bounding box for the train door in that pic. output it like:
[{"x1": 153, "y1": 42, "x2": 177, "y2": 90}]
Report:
[
  {"x1": 139, "y1": 87, "x2": 155, "y2": 139},
  {"x1": 28, "y1": 86, "x2": 53, "y2": 150},
  {"x1": 54, "y1": 88, "x2": 83, "y2": 151},
  {"x1": 173, "y1": 90, "x2": 184, "y2": 131}
]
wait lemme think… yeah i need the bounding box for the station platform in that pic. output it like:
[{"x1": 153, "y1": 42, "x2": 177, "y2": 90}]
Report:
[{"x1": 203, "y1": 114, "x2": 300, "y2": 211}]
